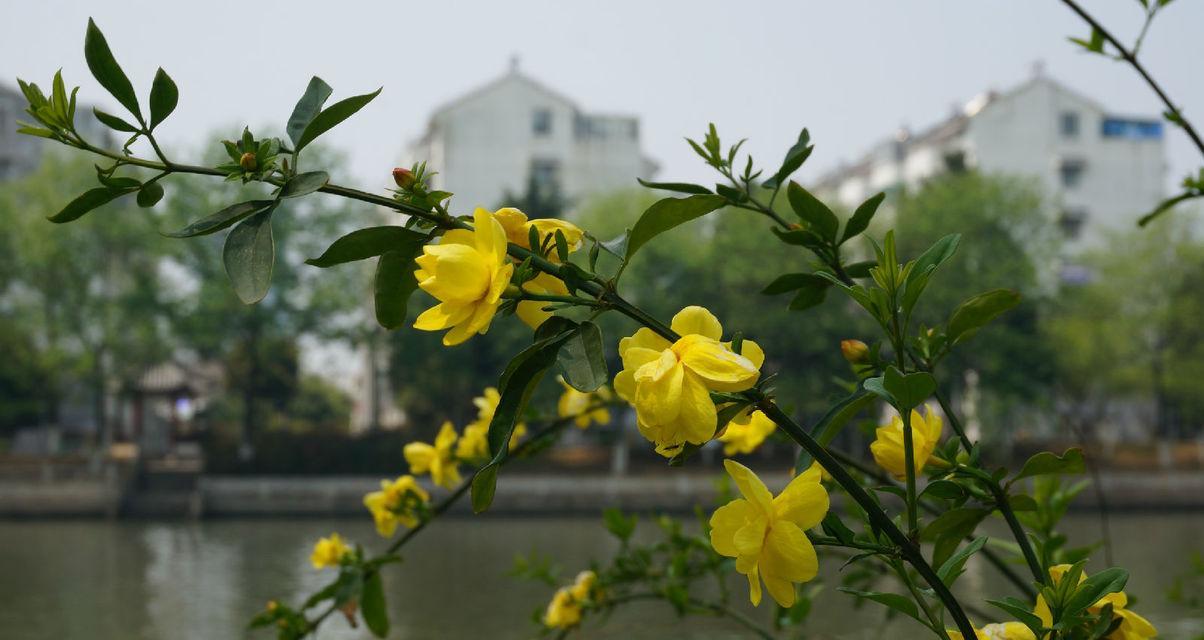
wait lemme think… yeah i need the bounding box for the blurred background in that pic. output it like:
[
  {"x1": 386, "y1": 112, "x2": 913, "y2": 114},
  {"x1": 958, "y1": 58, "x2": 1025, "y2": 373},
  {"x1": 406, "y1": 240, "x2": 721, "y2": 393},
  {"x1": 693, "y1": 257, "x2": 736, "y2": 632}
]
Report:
[{"x1": 1, "y1": 1, "x2": 1203, "y2": 638}]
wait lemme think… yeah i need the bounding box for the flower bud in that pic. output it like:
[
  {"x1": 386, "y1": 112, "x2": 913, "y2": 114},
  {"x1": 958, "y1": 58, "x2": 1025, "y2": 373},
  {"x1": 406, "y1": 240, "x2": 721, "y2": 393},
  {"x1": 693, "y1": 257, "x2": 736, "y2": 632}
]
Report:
[
  {"x1": 393, "y1": 167, "x2": 415, "y2": 189},
  {"x1": 239, "y1": 152, "x2": 257, "y2": 171},
  {"x1": 266, "y1": 600, "x2": 278, "y2": 612},
  {"x1": 840, "y1": 339, "x2": 870, "y2": 364}
]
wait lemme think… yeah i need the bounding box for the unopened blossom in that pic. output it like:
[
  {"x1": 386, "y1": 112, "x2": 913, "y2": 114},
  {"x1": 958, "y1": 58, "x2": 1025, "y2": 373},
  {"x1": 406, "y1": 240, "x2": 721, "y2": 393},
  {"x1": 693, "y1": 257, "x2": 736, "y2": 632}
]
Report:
[
  {"x1": 404, "y1": 421, "x2": 461, "y2": 489},
  {"x1": 869, "y1": 404, "x2": 943, "y2": 480},
  {"x1": 413, "y1": 208, "x2": 514, "y2": 346},
  {"x1": 1035, "y1": 565, "x2": 1157, "y2": 640},
  {"x1": 718, "y1": 409, "x2": 777, "y2": 455},
  {"x1": 614, "y1": 306, "x2": 763, "y2": 457},
  {"x1": 709, "y1": 460, "x2": 829, "y2": 607},
  {"x1": 310, "y1": 533, "x2": 350, "y2": 570},
  {"x1": 493, "y1": 207, "x2": 584, "y2": 260},
  {"x1": 557, "y1": 378, "x2": 612, "y2": 428},
  {"x1": 840, "y1": 339, "x2": 870, "y2": 364},
  {"x1": 363, "y1": 474, "x2": 430, "y2": 538}
]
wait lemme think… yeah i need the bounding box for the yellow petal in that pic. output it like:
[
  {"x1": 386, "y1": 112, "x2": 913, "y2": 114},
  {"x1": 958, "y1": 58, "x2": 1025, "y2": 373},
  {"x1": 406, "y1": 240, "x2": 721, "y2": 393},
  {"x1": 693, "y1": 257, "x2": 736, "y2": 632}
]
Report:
[
  {"x1": 723, "y1": 459, "x2": 773, "y2": 512},
  {"x1": 404, "y1": 442, "x2": 435, "y2": 474},
  {"x1": 414, "y1": 302, "x2": 473, "y2": 331},
  {"x1": 774, "y1": 469, "x2": 830, "y2": 531},
  {"x1": 634, "y1": 352, "x2": 684, "y2": 426},
  {"x1": 762, "y1": 571, "x2": 797, "y2": 608},
  {"x1": 435, "y1": 421, "x2": 458, "y2": 451},
  {"x1": 676, "y1": 370, "x2": 718, "y2": 443},
  {"x1": 619, "y1": 328, "x2": 673, "y2": 359},
  {"x1": 676, "y1": 335, "x2": 760, "y2": 391},
  {"x1": 472, "y1": 207, "x2": 509, "y2": 264},
  {"x1": 763, "y1": 520, "x2": 818, "y2": 583},
  {"x1": 670, "y1": 305, "x2": 723, "y2": 340},
  {"x1": 492, "y1": 207, "x2": 529, "y2": 245},
  {"x1": 745, "y1": 565, "x2": 763, "y2": 606},
  {"x1": 418, "y1": 243, "x2": 490, "y2": 303},
  {"x1": 709, "y1": 499, "x2": 754, "y2": 557}
]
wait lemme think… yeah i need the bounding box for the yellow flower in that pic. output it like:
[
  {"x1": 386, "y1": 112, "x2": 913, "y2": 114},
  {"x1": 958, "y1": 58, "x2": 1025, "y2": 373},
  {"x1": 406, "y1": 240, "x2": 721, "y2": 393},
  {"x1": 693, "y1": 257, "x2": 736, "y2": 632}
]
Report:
[
  {"x1": 455, "y1": 421, "x2": 490, "y2": 463},
  {"x1": 493, "y1": 207, "x2": 584, "y2": 260},
  {"x1": 404, "y1": 421, "x2": 462, "y2": 489},
  {"x1": 718, "y1": 409, "x2": 777, "y2": 455},
  {"x1": 310, "y1": 533, "x2": 350, "y2": 570},
  {"x1": 614, "y1": 306, "x2": 764, "y2": 457},
  {"x1": 474, "y1": 387, "x2": 527, "y2": 447},
  {"x1": 568, "y1": 570, "x2": 597, "y2": 602},
  {"x1": 543, "y1": 588, "x2": 581, "y2": 629},
  {"x1": 709, "y1": 459, "x2": 828, "y2": 607},
  {"x1": 413, "y1": 208, "x2": 514, "y2": 346},
  {"x1": 363, "y1": 475, "x2": 430, "y2": 538},
  {"x1": 947, "y1": 622, "x2": 1036, "y2": 640},
  {"x1": 516, "y1": 271, "x2": 570, "y2": 329},
  {"x1": 869, "y1": 404, "x2": 943, "y2": 480},
  {"x1": 1035, "y1": 565, "x2": 1157, "y2": 640},
  {"x1": 557, "y1": 378, "x2": 612, "y2": 428}
]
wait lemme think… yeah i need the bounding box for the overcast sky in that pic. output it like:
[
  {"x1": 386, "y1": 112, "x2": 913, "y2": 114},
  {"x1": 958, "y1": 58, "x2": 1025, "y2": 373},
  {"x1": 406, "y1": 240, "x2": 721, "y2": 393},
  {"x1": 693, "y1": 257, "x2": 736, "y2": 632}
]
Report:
[{"x1": 5, "y1": 0, "x2": 1202, "y2": 195}]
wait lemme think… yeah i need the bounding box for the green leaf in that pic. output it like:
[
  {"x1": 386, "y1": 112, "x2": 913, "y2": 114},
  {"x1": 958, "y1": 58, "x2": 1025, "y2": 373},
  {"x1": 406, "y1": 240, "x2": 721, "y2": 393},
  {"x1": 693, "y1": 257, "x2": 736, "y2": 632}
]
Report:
[
  {"x1": 625, "y1": 194, "x2": 726, "y2": 261},
  {"x1": 84, "y1": 19, "x2": 142, "y2": 121},
  {"x1": 789, "y1": 282, "x2": 829, "y2": 311},
  {"x1": 295, "y1": 87, "x2": 382, "y2": 152},
  {"x1": 909, "y1": 234, "x2": 961, "y2": 279},
  {"x1": 360, "y1": 571, "x2": 389, "y2": 638},
  {"x1": 307, "y1": 226, "x2": 426, "y2": 267},
  {"x1": 762, "y1": 128, "x2": 813, "y2": 190},
  {"x1": 374, "y1": 249, "x2": 421, "y2": 329},
  {"x1": 48, "y1": 186, "x2": 135, "y2": 223},
  {"x1": 787, "y1": 181, "x2": 839, "y2": 242},
  {"x1": 761, "y1": 272, "x2": 827, "y2": 296},
  {"x1": 836, "y1": 588, "x2": 927, "y2": 627},
  {"x1": 947, "y1": 289, "x2": 1021, "y2": 346},
  {"x1": 279, "y1": 170, "x2": 329, "y2": 199},
  {"x1": 165, "y1": 200, "x2": 273, "y2": 237},
  {"x1": 937, "y1": 536, "x2": 986, "y2": 586},
  {"x1": 795, "y1": 387, "x2": 874, "y2": 474},
  {"x1": 286, "y1": 76, "x2": 333, "y2": 147},
  {"x1": 1065, "y1": 568, "x2": 1128, "y2": 617},
  {"x1": 557, "y1": 321, "x2": 607, "y2": 392},
  {"x1": 841, "y1": 192, "x2": 885, "y2": 244},
  {"x1": 470, "y1": 464, "x2": 500, "y2": 514},
  {"x1": 148, "y1": 68, "x2": 178, "y2": 130},
  {"x1": 92, "y1": 107, "x2": 139, "y2": 133},
  {"x1": 1137, "y1": 191, "x2": 1202, "y2": 227},
  {"x1": 602, "y1": 508, "x2": 637, "y2": 541},
  {"x1": 136, "y1": 181, "x2": 164, "y2": 208},
  {"x1": 987, "y1": 597, "x2": 1046, "y2": 636},
  {"x1": 921, "y1": 507, "x2": 991, "y2": 541},
  {"x1": 771, "y1": 226, "x2": 827, "y2": 250},
  {"x1": 1011, "y1": 448, "x2": 1086, "y2": 484},
  {"x1": 16, "y1": 125, "x2": 56, "y2": 139},
  {"x1": 223, "y1": 208, "x2": 275, "y2": 304},
  {"x1": 636, "y1": 178, "x2": 712, "y2": 195},
  {"x1": 880, "y1": 366, "x2": 935, "y2": 410}
]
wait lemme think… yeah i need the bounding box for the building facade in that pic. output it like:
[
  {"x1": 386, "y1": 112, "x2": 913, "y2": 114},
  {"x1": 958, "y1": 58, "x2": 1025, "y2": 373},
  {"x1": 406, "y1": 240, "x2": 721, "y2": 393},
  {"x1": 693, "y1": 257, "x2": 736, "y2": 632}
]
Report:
[
  {"x1": 813, "y1": 73, "x2": 1166, "y2": 253},
  {"x1": 406, "y1": 62, "x2": 658, "y2": 213}
]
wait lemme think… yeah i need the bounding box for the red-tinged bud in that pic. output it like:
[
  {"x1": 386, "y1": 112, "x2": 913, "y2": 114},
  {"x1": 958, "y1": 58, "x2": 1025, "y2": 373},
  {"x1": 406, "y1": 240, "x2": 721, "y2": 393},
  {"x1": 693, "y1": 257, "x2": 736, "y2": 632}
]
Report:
[
  {"x1": 239, "y1": 152, "x2": 257, "y2": 171},
  {"x1": 789, "y1": 222, "x2": 803, "y2": 230},
  {"x1": 840, "y1": 339, "x2": 870, "y2": 364},
  {"x1": 393, "y1": 167, "x2": 415, "y2": 189}
]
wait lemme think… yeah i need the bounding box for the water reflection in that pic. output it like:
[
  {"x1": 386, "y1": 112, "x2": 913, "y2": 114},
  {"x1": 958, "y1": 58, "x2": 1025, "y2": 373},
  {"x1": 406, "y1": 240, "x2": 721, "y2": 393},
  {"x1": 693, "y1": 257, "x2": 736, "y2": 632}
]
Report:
[{"x1": 0, "y1": 513, "x2": 1200, "y2": 639}]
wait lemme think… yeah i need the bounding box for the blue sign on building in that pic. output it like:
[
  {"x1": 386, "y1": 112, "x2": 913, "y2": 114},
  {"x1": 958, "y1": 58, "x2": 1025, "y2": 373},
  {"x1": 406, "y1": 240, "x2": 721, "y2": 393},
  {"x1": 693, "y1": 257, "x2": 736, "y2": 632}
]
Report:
[{"x1": 1101, "y1": 117, "x2": 1163, "y2": 139}]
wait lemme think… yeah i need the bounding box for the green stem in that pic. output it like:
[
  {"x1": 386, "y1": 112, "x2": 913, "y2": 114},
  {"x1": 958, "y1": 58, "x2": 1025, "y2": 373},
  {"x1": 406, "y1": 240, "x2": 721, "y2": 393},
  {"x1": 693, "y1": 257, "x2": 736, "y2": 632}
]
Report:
[
  {"x1": 902, "y1": 408, "x2": 919, "y2": 539},
  {"x1": 891, "y1": 559, "x2": 947, "y2": 638}
]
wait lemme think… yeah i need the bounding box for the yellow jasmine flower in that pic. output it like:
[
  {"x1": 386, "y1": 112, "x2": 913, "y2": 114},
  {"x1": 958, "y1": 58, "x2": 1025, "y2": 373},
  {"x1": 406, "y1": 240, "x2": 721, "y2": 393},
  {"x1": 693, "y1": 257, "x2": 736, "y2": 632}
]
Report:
[
  {"x1": 413, "y1": 208, "x2": 514, "y2": 346},
  {"x1": 543, "y1": 587, "x2": 581, "y2": 629},
  {"x1": 568, "y1": 570, "x2": 597, "y2": 602},
  {"x1": 869, "y1": 404, "x2": 943, "y2": 480},
  {"x1": 363, "y1": 475, "x2": 430, "y2": 538},
  {"x1": 947, "y1": 622, "x2": 1036, "y2": 640},
  {"x1": 557, "y1": 377, "x2": 612, "y2": 428},
  {"x1": 493, "y1": 207, "x2": 584, "y2": 260},
  {"x1": 614, "y1": 306, "x2": 763, "y2": 457},
  {"x1": 709, "y1": 459, "x2": 829, "y2": 607},
  {"x1": 1035, "y1": 565, "x2": 1157, "y2": 640},
  {"x1": 309, "y1": 533, "x2": 350, "y2": 570},
  {"x1": 718, "y1": 409, "x2": 777, "y2": 455},
  {"x1": 404, "y1": 421, "x2": 462, "y2": 489},
  {"x1": 455, "y1": 421, "x2": 490, "y2": 463},
  {"x1": 472, "y1": 387, "x2": 527, "y2": 449},
  {"x1": 516, "y1": 271, "x2": 570, "y2": 329}
]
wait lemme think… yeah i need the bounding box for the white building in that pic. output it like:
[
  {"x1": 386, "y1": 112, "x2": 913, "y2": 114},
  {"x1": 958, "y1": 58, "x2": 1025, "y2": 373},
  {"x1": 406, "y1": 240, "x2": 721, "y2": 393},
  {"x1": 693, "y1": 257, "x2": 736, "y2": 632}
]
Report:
[
  {"x1": 813, "y1": 72, "x2": 1166, "y2": 253},
  {"x1": 406, "y1": 61, "x2": 658, "y2": 212}
]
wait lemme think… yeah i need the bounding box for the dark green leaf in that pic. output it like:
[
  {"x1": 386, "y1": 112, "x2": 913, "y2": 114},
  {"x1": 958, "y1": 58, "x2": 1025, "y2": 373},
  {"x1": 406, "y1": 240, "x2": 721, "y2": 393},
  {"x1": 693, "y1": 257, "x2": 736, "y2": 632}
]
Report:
[
  {"x1": 842, "y1": 192, "x2": 885, "y2": 244},
  {"x1": 937, "y1": 536, "x2": 986, "y2": 586},
  {"x1": 223, "y1": 208, "x2": 275, "y2": 304},
  {"x1": 921, "y1": 507, "x2": 991, "y2": 541},
  {"x1": 92, "y1": 108, "x2": 138, "y2": 133},
  {"x1": 625, "y1": 195, "x2": 726, "y2": 261},
  {"x1": 286, "y1": 76, "x2": 333, "y2": 147},
  {"x1": 48, "y1": 186, "x2": 134, "y2": 223},
  {"x1": 558, "y1": 321, "x2": 607, "y2": 392},
  {"x1": 279, "y1": 170, "x2": 329, "y2": 199},
  {"x1": 909, "y1": 234, "x2": 961, "y2": 279},
  {"x1": 84, "y1": 19, "x2": 141, "y2": 121},
  {"x1": 136, "y1": 181, "x2": 164, "y2": 208},
  {"x1": 148, "y1": 68, "x2": 178, "y2": 130},
  {"x1": 603, "y1": 508, "x2": 637, "y2": 541},
  {"x1": 374, "y1": 249, "x2": 421, "y2": 329},
  {"x1": 295, "y1": 87, "x2": 382, "y2": 152},
  {"x1": 762, "y1": 128, "x2": 813, "y2": 190},
  {"x1": 165, "y1": 200, "x2": 273, "y2": 237},
  {"x1": 947, "y1": 289, "x2": 1022, "y2": 346},
  {"x1": 307, "y1": 226, "x2": 426, "y2": 267},
  {"x1": 636, "y1": 178, "x2": 712, "y2": 195},
  {"x1": 1065, "y1": 568, "x2": 1128, "y2": 617},
  {"x1": 921, "y1": 479, "x2": 966, "y2": 501},
  {"x1": 1011, "y1": 448, "x2": 1086, "y2": 484},
  {"x1": 470, "y1": 464, "x2": 499, "y2": 514},
  {"x1": 796, "y1": 388, "x2": 874, "y2": 473},
  {"x1": 787, "y1": 181, "x2": 839, "y2": 242},
  {"x1": 789, "y1": 283, "x2": 829, "y2": 311},
  {"x1": 360, "y1": 571, "x2": 389, "y2": 638},
  {"x1": 987, "y1": 598, "x2": 1046, "y2": 636},
  {"x1": 836, "y1": 588, "x2": 926, "y2": 626},
  {"x1": 771, "y1": 226, "x2": 827, "y2": 250},
  {"x1": 881, "y1": 366, "x2": 935, "y2": 410},
  {"x1": 761, "y1": 272, "x2": 827, "y2": 296}
]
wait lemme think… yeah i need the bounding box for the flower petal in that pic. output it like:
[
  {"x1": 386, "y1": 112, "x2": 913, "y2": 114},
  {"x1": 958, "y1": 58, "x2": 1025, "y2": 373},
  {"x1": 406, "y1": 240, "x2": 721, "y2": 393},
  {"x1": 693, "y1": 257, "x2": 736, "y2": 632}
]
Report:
[
  {"x1": 723, "y1": 459, "x2": 773, "y2": 512},
  {"x1": 763, "y1": 520, "x2": 819, "y2": 583},
  {"x1": 774, "y1": 468, "x2": 830, "y2": 531},
  {"x1": 676, "y1": 335, "x2": 760, "y2": 392},
  {"x1": 709, "y1": 499, "x2": 754, "y2": 558},
  {"x1": 670, "y1": 305, "x2": 723, "y2": 340}
]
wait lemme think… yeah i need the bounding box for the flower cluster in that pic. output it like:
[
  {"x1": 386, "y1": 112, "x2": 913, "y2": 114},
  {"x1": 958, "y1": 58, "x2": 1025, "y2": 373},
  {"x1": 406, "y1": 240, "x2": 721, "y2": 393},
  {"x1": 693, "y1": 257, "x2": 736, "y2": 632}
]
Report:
[
  {"x1": 404, "y1": 421, "x2": 462, "y2": 489},
  {"x1": 543, "y1": 570, "x2": 598, "y2": 630},
  {"x1": 456, "y1": 387, "x2": 528, "y2": 464},
  {"x1": 870, "y1": 404, "x2": 943, "y2": 480},
  {"x1": 363, "y1": 474, "x2": 430, "y2": 538},
  {"x1": 614, "y1": 306, "x2": 763, "y2": 457},
  {"x1": 717, "y1": 409, "x2": 777, "y2": 455},
  {"x1": 556, "y1": 377, "x2": 612, "y2": 428},
  {"x1": 309, "y1": 533, "x2": 351, "y2": 570}
]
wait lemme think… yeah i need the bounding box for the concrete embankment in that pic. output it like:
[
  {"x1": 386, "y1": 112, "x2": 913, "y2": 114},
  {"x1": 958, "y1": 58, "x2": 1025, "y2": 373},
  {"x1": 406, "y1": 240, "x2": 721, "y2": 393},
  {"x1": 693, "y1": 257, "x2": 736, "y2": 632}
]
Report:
[{"x1": 2, "y1": 470, "x2": 1203, "y2": 517}]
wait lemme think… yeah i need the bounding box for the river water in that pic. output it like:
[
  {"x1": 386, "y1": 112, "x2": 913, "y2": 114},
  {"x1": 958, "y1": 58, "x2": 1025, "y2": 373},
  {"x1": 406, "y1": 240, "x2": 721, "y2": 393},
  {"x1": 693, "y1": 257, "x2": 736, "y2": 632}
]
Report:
[{"x1": 0, "y1": 513, "x2": 1200, "y2": 639}]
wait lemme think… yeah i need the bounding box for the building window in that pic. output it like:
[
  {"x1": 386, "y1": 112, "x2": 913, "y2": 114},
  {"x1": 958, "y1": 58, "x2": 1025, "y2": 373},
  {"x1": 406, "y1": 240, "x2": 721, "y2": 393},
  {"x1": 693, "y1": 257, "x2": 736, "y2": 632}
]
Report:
[
  {"x1": 943, "y1": 150, "x2": 967, "y2": 173},
  {"x1": 530, "y1": 158, "x2": 562, "y2": 195},
  {"x1": 1058, "y1": 207, "x2": 1088, "y2": 240},
  {"x1": 1059, "y1": 158, "x2": 1086, "y2": 189},
  {"x1": 532, "y1": 108, "x2": 552, "y2": 136},
  {"x1": 1060, "y1": 111, "x2": 1080, "y2": 138}
]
